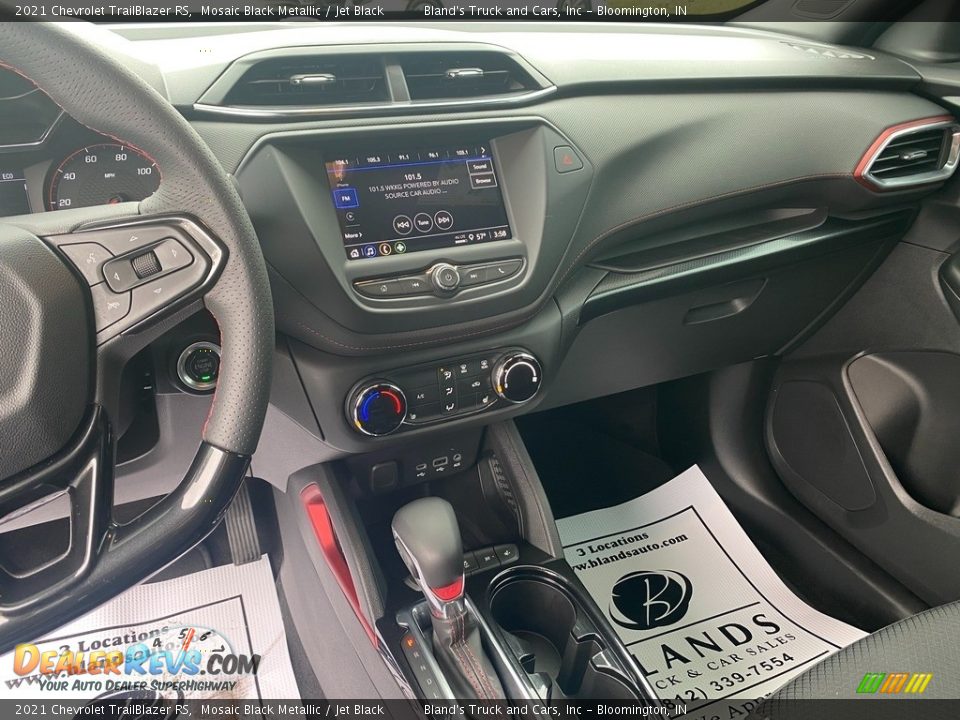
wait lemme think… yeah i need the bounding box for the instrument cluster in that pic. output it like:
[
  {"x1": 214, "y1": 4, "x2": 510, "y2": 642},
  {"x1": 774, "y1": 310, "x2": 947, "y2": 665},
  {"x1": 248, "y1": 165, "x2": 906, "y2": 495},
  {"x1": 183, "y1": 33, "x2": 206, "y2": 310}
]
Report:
[{"x1": 1, "y1": 67, "x2": 160, "y2": 217}]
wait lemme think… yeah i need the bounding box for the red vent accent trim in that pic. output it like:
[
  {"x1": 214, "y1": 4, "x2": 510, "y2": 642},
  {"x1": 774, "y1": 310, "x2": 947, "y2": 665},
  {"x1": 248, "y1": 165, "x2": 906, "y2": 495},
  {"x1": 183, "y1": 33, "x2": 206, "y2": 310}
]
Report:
[
  {"x1": 854, "y1": 115, "x2": 954, "y2": 191},
  {"x1": 301, "y1": 484, "x2": 376, "y2": 644},
  {"x1": 431, "y1": 576, "x2": 464, "y2": 602}
]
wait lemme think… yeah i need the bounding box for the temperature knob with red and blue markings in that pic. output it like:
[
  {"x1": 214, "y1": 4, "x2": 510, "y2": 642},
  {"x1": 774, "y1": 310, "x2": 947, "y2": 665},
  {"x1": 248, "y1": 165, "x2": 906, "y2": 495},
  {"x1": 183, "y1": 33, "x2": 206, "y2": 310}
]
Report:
[{"x1": 350, "y1": 382, "x2": 408, "y2": 436}]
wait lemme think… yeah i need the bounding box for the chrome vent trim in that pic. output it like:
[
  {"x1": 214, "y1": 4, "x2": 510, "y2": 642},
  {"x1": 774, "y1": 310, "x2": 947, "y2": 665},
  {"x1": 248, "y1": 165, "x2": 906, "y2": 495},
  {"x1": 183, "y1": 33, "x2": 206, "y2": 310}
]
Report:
[
  {"x1": 863, "y1": 120, "x2": 960, "y2": 190},
  {"x1": 222, "y1": 55, "x2": 389, "y2": 108},
  {"x1": 398, "y1": 51, "x2": 541, "y2": 102},
  {"x1": 193, "y1": 44, "x2": 555, "y2": 120},
  {"x1": 194, "y1": 85, "x2": 556, "y2": 119}
]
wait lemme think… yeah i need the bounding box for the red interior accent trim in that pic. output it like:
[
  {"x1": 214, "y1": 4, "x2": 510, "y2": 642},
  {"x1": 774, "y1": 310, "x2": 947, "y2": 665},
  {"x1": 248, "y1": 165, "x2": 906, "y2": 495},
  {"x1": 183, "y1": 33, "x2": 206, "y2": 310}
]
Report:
[
  {"x1": 300, "y1": 484, "x2": 376, "y2": 644},
  {"x1": 854, "y1": 115, "x2": 954, "y2": 191},
  {"x1": 380, "y1": 389, "x2": 403, "y2": 414},
  {"x1": 431, "y1": 576, "x2": 464, "y2": 602}
]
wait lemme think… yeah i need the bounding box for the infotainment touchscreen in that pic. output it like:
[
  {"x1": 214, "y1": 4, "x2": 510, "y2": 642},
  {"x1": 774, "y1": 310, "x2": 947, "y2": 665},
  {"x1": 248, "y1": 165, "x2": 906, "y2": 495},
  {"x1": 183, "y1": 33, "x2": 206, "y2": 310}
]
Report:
[{"x1": 325, "y1": 143, "x2": 512, "y2": 260}]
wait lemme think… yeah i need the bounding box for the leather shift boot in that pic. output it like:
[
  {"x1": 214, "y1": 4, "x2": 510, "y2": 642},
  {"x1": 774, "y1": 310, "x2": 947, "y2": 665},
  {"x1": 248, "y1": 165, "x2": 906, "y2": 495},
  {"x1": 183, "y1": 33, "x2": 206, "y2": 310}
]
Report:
[{"x1": 432, "y1": 608, "x2": 505, "y2": 699}]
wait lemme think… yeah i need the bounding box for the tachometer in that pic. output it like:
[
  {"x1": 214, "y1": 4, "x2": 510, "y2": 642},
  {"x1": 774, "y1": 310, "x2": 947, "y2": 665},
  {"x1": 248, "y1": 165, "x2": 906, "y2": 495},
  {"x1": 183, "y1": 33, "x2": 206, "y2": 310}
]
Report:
[{"x1": 47, "y1": 142, "x2": 160, "y2": 211}]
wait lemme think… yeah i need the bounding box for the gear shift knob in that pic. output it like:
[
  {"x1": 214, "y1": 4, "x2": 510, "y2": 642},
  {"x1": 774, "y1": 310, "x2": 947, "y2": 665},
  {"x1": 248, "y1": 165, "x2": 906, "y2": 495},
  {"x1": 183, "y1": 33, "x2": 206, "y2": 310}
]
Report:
[{"x1": 392, "y1": 497, "x2": 465, "y2": 617}]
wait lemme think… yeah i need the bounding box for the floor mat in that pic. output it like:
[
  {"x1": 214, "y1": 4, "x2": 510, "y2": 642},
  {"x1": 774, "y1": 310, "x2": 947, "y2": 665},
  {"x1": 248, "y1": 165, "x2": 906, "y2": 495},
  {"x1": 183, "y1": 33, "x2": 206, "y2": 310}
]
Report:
[
  {"x1": 557, "y1": 465, "x2": 867, "y2": 715},
  {"x1": 1, "y1": 555, "x2": 299, "y2": 700}
]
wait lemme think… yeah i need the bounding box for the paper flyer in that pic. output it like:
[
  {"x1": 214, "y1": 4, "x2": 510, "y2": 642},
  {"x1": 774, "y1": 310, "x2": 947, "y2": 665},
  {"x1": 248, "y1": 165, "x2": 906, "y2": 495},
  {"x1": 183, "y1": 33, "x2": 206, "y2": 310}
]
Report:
[
  {"x1": 1, "y1": 555, "x2": 299, "y2": 702},
  {"x1": 557, "y1": 466, "x2": 867, "y2": 717}
]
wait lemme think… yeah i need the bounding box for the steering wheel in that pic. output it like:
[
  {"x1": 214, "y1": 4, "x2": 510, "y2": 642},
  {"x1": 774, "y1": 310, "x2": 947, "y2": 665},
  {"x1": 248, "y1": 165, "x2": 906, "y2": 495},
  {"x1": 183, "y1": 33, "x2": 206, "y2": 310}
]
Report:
[{"x1": 0, "y1": 24, "x2": 274, "y2": 653}]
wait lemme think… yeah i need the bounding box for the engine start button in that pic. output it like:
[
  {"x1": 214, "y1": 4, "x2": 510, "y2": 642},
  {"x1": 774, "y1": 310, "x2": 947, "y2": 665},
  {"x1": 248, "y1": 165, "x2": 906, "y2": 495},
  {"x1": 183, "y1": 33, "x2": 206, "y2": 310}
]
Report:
[{"x1": 177, "y1": 341, "x2": 221, "y2": 392}]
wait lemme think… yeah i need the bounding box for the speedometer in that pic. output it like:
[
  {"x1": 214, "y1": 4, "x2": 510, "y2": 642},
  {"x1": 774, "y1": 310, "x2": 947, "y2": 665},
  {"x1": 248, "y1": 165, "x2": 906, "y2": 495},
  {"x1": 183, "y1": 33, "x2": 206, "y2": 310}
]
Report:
[{"x1": 47, "y1": 143, "x2": 160, "y2": 211}]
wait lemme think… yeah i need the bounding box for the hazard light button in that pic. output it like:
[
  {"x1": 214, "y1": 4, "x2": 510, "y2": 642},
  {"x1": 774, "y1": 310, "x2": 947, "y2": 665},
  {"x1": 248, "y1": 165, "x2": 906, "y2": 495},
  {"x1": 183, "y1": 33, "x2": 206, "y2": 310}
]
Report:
[{"x1": 553, "y1": 145, "x2": 583, "y2": 173}]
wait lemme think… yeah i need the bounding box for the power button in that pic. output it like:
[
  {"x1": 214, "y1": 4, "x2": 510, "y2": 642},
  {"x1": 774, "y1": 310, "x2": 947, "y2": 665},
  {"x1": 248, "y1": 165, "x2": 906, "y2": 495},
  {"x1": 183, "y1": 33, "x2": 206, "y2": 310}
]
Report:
[
  {"x1": 177, "y1": 341, "x2": 221, "y2": 392},
  {"x1": 431, "y1": 263, "x2": 461, "y2": 293}
]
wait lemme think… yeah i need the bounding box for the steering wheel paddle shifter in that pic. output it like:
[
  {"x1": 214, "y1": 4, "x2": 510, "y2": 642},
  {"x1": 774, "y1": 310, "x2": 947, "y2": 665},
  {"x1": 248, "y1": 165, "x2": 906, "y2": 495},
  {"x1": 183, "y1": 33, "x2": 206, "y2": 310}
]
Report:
[{"x1": 393, "y1": 498, "x2": 505, "y2": 699}]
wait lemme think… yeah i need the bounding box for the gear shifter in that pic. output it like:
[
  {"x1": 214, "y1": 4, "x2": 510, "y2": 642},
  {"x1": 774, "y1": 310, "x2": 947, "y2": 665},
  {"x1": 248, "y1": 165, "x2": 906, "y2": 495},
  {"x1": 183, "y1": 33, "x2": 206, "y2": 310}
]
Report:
[{"x1": 393, "y1": 497, "x2": 505, "y2": 699}]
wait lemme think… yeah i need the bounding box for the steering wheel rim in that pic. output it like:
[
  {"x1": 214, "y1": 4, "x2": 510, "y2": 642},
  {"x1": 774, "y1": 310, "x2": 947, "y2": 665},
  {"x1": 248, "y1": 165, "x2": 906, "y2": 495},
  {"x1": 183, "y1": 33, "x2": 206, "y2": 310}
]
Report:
[{"x1": 0, "y1": 23, "x2": 274, "y2": 652}]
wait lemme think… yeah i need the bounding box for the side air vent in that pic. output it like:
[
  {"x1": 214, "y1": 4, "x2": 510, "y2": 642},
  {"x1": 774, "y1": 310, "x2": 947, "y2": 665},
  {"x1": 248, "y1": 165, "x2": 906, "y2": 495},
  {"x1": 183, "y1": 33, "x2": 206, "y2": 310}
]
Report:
[
  {"x1": 858, "y1": 118, "x2": 960, "y2": 190},
  {"x1": 222, "y1": 55, "x2": 389, "y2": 107},
  {"x1": 398, "y1": 51, "x2": 541, "y2": 101}
]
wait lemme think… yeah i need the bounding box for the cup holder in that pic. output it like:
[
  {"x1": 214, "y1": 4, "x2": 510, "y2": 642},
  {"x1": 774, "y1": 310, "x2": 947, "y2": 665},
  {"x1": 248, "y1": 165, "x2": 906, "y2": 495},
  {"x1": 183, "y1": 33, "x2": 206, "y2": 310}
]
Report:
[{"x1": 489, "y1": 570, "x2": 640, "y2": 700}]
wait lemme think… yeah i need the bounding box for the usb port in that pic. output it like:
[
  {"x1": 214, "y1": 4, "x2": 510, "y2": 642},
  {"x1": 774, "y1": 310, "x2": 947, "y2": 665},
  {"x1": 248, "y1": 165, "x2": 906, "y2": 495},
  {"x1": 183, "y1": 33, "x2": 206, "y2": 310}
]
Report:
[{"x1": 432, "y1": 456, "x2": 449, "y2": 468}]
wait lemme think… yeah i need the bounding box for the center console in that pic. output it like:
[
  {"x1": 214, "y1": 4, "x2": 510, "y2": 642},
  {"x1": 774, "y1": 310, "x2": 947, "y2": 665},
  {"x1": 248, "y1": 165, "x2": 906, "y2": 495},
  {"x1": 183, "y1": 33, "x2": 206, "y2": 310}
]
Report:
[
  {"x1": 235, "y1": 117, "x2": 592, "y2": 451},
  {"x1": 284, "y1": 421, "x2": 659, "y2": 708},
  {"x1": 387, "y1": 496, "x2": 652, "y2": 704}
]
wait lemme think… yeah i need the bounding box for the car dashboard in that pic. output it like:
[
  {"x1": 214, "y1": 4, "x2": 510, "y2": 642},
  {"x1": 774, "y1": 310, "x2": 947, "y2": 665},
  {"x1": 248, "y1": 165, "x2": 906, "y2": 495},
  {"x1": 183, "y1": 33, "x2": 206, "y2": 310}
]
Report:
[{"x1": 3, "y1": 21, "x2": 959, "y2": 470}]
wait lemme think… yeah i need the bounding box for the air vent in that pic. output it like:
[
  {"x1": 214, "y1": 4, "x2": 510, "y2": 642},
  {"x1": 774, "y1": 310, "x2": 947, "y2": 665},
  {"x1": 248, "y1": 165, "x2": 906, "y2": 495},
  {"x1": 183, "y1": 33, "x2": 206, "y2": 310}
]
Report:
[
  {"x1": 223, "y1": 55, "x2": 389, "y2": 107},
  {"x1": 398, "y1": 52, "x2": 541, "y2": 101},
  {"x1": 195, "y1": 46, "x2": 555, "y2": 119},
  {"x1": 858, "y1": 119, "x2": 960, "y2": 190}
]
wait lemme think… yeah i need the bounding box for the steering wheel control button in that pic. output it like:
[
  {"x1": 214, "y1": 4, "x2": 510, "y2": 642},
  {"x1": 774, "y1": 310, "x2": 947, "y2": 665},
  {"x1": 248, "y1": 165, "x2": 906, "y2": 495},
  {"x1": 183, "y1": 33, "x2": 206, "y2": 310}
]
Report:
[
  {"x1": 351, "y1": 383, "x2": 408, "y2": 436},
  {"x1": 494, "y1": 352, "x2": 543, "y2": 404},
  {"x1": 59, "y1": 243, "x2": 113, "y2": 286},
  {"x1": 132, "y1": 251, "x2": 162, "y2": 279},
  {"x1": 177, "y1": 341, "x2": 221, "y2": 392},
  {"x1": 73, "y1": 225, "x2": 170, "y2": 257},
  {"x1": 431, "y1": 263, "x2": 461, "y2": 293},
  {"x1": 128, "y1": 252, "x2": 208, "y2": 329},
  {"x1": 90, "y1": 283, "x2": 131, "y2": 330},
  {"x1": 102, "y1": 256, "x2": 140, "y2": 292},
  {"x1": 49, "y1": 220, "x2": 221, "y2": 347},
  {"x1": 153, "y1": 238, "x2": 193, "y2": 273},
  {"x1": 554, "y1": 145, "x2": 584, "y2": 173}
]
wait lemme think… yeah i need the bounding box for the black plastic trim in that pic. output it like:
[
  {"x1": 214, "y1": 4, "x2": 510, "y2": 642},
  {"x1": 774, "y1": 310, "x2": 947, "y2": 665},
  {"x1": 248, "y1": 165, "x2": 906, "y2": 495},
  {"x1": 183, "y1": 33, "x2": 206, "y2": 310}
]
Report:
[{"x1": 580, "y1": 211, "x2": 916, "y2": 325}]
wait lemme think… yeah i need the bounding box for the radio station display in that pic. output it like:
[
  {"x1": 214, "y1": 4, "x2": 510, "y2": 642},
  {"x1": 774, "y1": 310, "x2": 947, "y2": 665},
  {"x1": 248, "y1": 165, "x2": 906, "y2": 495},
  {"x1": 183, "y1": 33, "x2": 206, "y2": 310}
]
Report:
[{"x1": 325, "y1": 143, "x2": 512, "y2": 260}]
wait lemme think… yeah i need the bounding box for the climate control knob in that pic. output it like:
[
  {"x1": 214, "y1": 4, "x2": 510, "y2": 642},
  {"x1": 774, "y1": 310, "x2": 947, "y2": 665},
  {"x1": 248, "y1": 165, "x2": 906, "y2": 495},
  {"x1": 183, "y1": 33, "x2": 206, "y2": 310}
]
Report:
[
  {"x1": 493, "y1": 352, "x2": 542, "y2": 404},
  {"x1": 350, "y1": 383, "x2": 407, "y2": 436}
]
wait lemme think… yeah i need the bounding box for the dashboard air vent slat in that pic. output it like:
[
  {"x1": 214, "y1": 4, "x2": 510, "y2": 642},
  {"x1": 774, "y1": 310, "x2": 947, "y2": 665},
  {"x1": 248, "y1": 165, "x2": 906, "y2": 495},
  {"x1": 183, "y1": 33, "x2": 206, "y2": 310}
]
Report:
[
  {"x1": 223, "y1": 55, "x2": 389, "y2": 107},
  {"x1": 398, "y1": 52, "x2": 540, "y2": 101},
  {"x1": 859, "y1": 120, "x2": 960, "y2": 190}
]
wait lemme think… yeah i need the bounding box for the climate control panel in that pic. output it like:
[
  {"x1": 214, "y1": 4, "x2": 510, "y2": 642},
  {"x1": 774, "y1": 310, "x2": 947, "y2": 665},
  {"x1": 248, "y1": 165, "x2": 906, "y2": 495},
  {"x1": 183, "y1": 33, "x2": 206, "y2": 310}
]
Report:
[{"x1": 347, "y1": 348, "x2": 542, "y2": 437}]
